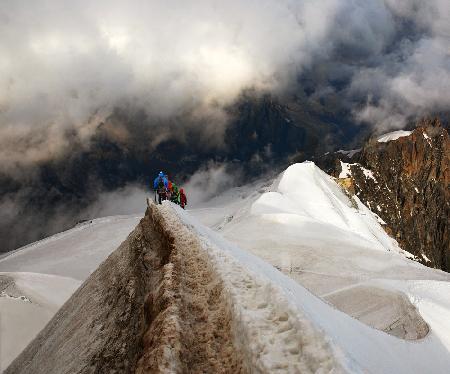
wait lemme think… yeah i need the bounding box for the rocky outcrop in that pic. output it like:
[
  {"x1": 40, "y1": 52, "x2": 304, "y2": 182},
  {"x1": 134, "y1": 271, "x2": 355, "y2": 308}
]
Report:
[
  {"x1": 334, "y1": 119, "x2": 449, "y2": 271},
  {"x1": 5, "y1": 202, "x2": 245, "y2": 374}
]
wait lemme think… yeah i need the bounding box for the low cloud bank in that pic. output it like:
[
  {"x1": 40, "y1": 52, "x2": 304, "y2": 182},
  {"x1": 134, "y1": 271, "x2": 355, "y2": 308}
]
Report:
[
  {"x1": 86, "y1": 162, "x2": 243, "y2": 216},
  {"x1": 0, "y1": 162, "x2": 244, "y2": 253},
  {"x1": 1, "y1": 0, "x2": 449, "y2": 170},
  {"x1": 182, "y1": 162, "x2": 244, "y2": 206},
  {"x1": 84, "y1": 185, "x2": 149, "y2": 218}
]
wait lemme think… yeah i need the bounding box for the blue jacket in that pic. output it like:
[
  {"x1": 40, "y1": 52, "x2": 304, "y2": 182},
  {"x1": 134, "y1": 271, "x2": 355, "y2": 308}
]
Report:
[{"x1": 153, "y1": 175, "x2": 168, "y2": 190}]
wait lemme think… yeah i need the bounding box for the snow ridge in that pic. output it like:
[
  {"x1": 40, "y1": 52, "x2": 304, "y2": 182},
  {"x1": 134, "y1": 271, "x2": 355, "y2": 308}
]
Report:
[
  {"x1": 178, "y1": 201, "x2": 450, "y2": 374},
  {"x1": 167, "y1": 203, "x2": 343, "y2": 373},
  {"x1": 191, "y1": 162, "x2": 450, "y2": 373}
]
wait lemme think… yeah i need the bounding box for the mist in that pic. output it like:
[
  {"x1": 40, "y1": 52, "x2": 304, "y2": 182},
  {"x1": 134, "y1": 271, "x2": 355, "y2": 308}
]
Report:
[
  {"x1": 0, "y1": 161, "x2": 245, "y2": 253},
  {"x1": 1, "y1": 0, "x2": 450, "y2": 252},
  {"x1": 85, "y1": 162, "x2": 242, "y2": 217},
  {"x1": 1, "y1": 0, "x2": 449, "y2": 170}
]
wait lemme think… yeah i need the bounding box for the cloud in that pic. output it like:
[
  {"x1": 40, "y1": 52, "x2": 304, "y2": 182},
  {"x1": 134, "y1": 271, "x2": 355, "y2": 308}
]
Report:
[
  {"x1": 0, "y1": 0, "x2": 449, "y2": 168},
  {"x1": 0, "y1": 0, "x2": 319, "y2": 170},
  {"x1": 347, "y1": 0, "x2": 450, "y2": 130},
  {"x1": 182, "y1": 162, "x2": 243, "y2": 206},
  {"x1": 3, "y1": 0, "x2": 450, "y2": 253},
  {"x1": 0, "y1": 180, "x2": 151, "y2": 253},
  {"x1": 0, "y1": 189, "x2": 84, "y2": 253},
  {"x1": 0, "y1": 164, "x2": 241, "y2": 253},
  {"x1": 84, "y1": 184, "x2": 148, "y2": 218},
  {"x1": 81, "y1": 162, "x2": 243, "y2": 217}
]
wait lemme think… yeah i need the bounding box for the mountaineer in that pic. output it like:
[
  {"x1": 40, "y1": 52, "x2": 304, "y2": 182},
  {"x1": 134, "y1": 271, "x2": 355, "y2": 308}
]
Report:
[
  {"x1": 166, "y1": 175, "x2": 173, "y2": 200},
  {"x1": 153, "y1": 171, "x2": 168, "y2": 204},
  {"x1": 180, "y1": 188, "x2": 187, "y2": 209},
  {"x1": 170, "y1": 183, "x2": 181, "y2": 205}
]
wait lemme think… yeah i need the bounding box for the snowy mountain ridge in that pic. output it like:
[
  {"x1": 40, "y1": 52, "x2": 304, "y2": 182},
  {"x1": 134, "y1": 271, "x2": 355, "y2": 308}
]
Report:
[
  {"x1": 377, "y1": 130, "x2": 412, "y2": 143},
  {"x1": 2, "y1": 162, "x2": 450, "y2": 373},
  {"x1": 251, "y1": 162, "x2": 400, "y2": 254}
]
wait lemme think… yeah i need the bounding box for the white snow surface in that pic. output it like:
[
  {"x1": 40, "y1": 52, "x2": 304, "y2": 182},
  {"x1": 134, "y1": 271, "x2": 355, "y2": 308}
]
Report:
[
  {"x1": 423, "y1": 131, "x2": 432, "y2": 146},
  {"x1": 0, "y1": 215, "x2": 141, "y2": 370},
  {"x1": 339, "y1": 160, "x2": 352, "y2": 178},
  {"x1": 0, "y1": 272, "x2": 81, "y2": 371},
  {"x1": 0, "y1": 215, "x2": 141, "y2": 280},
  {"x1": 3, "y1": 162, "x2": 450, "y2": 373},
  {"x1": 251, "y1": 163, "x2": 395, "y2": 255},
  {"x1": 190, "y1": 162, "x2": 450, "y2": 373},
  {"x1": 377, "y1": 130, "x2": 412, "y2": 143}
]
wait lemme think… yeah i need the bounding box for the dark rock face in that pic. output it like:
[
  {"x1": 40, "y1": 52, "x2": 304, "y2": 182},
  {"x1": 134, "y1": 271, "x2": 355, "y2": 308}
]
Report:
[{"x1": 334, "y1": 119, "x2": 449, "y2": 271}]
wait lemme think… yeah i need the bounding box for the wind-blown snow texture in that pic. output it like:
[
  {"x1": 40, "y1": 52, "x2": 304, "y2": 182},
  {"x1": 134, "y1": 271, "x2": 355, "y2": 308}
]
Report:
[{"x1": 0, "y1": 272, "x2": 81, "y2": 371}]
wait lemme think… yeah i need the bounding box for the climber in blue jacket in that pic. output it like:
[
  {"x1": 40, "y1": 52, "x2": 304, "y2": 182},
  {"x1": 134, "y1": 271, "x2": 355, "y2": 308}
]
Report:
[{"x1": 153, "y1": 171, "x2": 168, "y2": 204}]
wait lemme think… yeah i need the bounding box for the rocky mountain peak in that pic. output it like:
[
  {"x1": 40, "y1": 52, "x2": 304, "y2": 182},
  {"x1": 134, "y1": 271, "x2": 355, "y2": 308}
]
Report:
[{"x1": 333, "y1": 119, "x2": 449, "y2": 271}]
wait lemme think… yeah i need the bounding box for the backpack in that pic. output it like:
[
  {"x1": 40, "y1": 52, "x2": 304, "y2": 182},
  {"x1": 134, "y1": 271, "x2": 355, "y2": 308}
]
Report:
[{"x1": 157, "y1": 177, "x2": 166, "y2": 193}]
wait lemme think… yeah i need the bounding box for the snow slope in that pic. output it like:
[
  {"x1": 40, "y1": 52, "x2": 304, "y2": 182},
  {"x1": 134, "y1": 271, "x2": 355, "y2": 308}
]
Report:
[
  {"x1": 0, "y1": 215, "x2": 141, "y2": 280},
  {"x1": 3, "y1": 162, "x2": 450, "y2": 373},
  {"x1": 214, "y1": 163, "x2": 428, "y2": 278},
  {"x1": 377, "y1": 130, "x2": 412, "y2": 142},
  {"x1": 0, "y1": 273, "x2": 80, "y2": 371},
  {"x1": 159, "y1": 203, "x2": 343, "y2": 372},
  {"x1": 188, "y1": 162, "x2": 450, "y2": 373},
  {"x1": 177, "y1": 205, "x2": 450, "y2": 373},
  {"x1": 0, "y1": 215, "x2": 141, "y2": 371}
]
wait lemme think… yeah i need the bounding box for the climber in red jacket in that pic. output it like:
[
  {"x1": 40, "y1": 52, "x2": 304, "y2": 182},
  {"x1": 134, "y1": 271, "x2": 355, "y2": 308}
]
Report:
[{"x1": 179, "y1": 188, "x2": 187, "y2": 209}]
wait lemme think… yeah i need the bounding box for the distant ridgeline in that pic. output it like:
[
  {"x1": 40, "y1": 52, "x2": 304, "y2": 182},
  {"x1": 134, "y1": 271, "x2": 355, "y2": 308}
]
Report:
[{"x1": 322, "y1": 119, "x2": 449, "y2": 272}]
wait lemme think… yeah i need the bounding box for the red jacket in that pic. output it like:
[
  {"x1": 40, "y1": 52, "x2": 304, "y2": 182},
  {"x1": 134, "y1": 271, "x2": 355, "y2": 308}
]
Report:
[{"x1": 180, "y1": 189, "x2": 187, "y2": 208}]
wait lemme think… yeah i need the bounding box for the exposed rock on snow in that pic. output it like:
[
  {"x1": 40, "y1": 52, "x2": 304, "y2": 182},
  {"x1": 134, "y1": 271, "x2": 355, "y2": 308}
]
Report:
[
  {"x1": 339, "y1": 161, "x2": 376, "y2": 182},
  {"x1": 336, "y1": 118, "x2": 450, "y2": 271}
]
